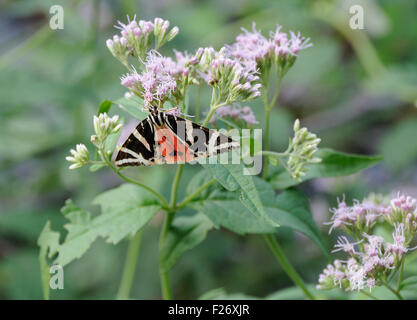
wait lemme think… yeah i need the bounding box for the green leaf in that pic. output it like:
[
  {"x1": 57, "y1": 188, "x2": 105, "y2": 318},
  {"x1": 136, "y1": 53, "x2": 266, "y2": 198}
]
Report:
[
  {"x1": 185, "y1": 170, "x2": 218, "y2": 201},
  {"x1": 251, "y1": 177, "x2": 328, "y2": 258},
  {"x1": 203, "y1": 158, "x2": 277, "y2": 226},
  {"x1": 37, "y1": 221, "x2": 60, "y2": 300},
  {"x1": 399, "y1": 276, "x2": 417, "y2": 290},
  {"x1": 91, "y1": 184, "x2": 161, "y2": 244},
  {"x1": 55, "y1": 200, "x2": 99, "y2": 267},
  {"x1": 190, "y1": 177, "x2": 329, "y2": 258},
  {"x1": 159, "y1": 213, "x2": 213, "y2": 272},
  {"x1": 190, "y1": 196, "x2": 276, "y2": 235},
  {"x1": 41, "y1": 184, "x2": 160, "y2": 267},
  {"x1": 114, "y1": 96, "x2": 147, "y2": 120},
  {"x1": 269, "y1": 148, "x2": 382, "y2": 189},
  {"x1": 270, "y1": 188, "x2": 330, "y2": 259},
  {"x1": 97, "y1": 100, "x2": 113, "y2": 115}
]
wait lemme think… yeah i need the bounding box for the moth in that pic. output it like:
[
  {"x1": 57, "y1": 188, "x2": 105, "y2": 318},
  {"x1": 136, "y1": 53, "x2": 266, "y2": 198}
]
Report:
[{"x1": 115, "y1": 105, "x2": 239, "y2": 167}]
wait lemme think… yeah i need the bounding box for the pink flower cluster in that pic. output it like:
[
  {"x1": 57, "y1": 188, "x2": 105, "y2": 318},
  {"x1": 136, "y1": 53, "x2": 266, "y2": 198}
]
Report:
[
  {"x1": 227, "y1": 22, "x2": 312, "y2": 67},
  {"x1": 211, "y1": 105, "x2": 259, "y2": 126},
  {"x1": 106, "y1": 16, "x2": 179, "y2": 63},
  {"x1": 121, "y1": 51, "x2": 177, "y2": 104},
  {"x1": 120, "y1": 49, "x2": 203, "y2": 104},
  {"x1": 318, "y1": 193, "x2": 417, "y2": 292},
  {"x1": 197, "y1": 47, "x2": 261, "y2": 103},
  {"x1": 325, "y1": 196, "x2": 390, "y2": 234},
  {"x1": 317, "y1": 226, "x2": 405, "y2": 292}
]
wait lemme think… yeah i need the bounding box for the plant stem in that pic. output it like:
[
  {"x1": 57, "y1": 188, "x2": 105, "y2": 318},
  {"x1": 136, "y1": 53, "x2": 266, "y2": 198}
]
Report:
[
  {"x1": 158, "y1": 164, "x2": 184, "y2": 299},
  {"x1": 383, "y1": 282, "x2": 404, "y2": 300},
  {"x1": 116, "y1": 231, "x2": 143, "y2": 300},
  {"x1": 176, "y1": 178, "x2": 217, "y2": 210},
  {"x1": 202, "y1": 102, "x2": 228, "y2": 127},
  {"x1": 169, "y1": 164, "x2": 184, "y2": 208},
  {"x1": 195, "y1": 85, "x2": 201, "y2": 123},
  {"x1": 262, "y1": 107, "x2": 272, "y2": 179},
  {"x1": 114, "y1": 168, "x2": 169, "y2": 208},
  {"x1": 262, "y1": 74, "x2": 283, "y2": 180},
  {"x1": 397, "y1": 257, "x2": 405, "y2": 292},
  {"x1": 159, "y1": 267, "x2": 172, "y2": 300},
  {"x1": 100, "y1": 149, "x2": 169, "y2": 208},
  {"x1": 360, "y1": 290, "x2": 378, "y2": 300},
  {"x1": 264, "y1": 234, "x2": 315, "y2": 300}
]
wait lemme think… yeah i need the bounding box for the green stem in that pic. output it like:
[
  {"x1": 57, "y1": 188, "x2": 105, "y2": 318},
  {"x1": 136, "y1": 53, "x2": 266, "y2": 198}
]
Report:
[
  {"x1": 360, "y1": 290, "x2": 378, "y2": 300},
  {"x1": 195, "y1": 85, "x2": 201, "y2": 123},
  {"x1": 262, "y1": 107, "x2": 272, "y2": 179},
  {"x1": 116, "y1": 231, "x2": 143, "y2": 300},
  {"x1": 202, "y1": 102, "x2": 228, "y2": 127},
  {"x1": 397, "y1": 257, "x2": 405, "y2": 292},
  {"x1": 169, "y1": 164, "x2": 184, "y2": 208},
  {"x1": 383, "y1": 282, "x2": 404, "y2": 300},
  {"x1": 262, "y1": 74, "x2": 283, "y2": 180},
  {"x1": 159, "y1": 211, "x2": 173, "y2": 299},
  {"x1": 100, "y1": 149, "x2": 169, "y2": 208},
  {"x1": 264, "y1": 234, "x2": 315, "y2": 300},
  {"x1": 158, "y1": 164, "x2": 184, "y2": 299},
  {"x1": 114, "y1": 168, "x2": 169, "y2": 208},
  {"x1": 176, "y1": 178, "x2": 217, "y2": 210},
  {"x1": 159, "y1": 268, "x2": 172, "y2": 300},
  {"x1": 269, "y1": 75, "x2": 283, "y2": 110}
]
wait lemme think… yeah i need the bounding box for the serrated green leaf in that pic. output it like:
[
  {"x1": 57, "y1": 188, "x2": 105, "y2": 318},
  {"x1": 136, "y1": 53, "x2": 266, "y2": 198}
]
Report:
[
  {"x1": 269, "y1": 148, "x2": 382, "y2": 189},
  {"x1": 41, "y1": 184, "x2": 160, "y2": 267},
  {"x1": 91, "y1": 184, "x2": 161, "y2": 244},
  {"x1": 191, "y1": 198, "x2": 276, "y2": 235},
  {"x1": 189, "y1": 177, "x2": 328, "y2": 258},
  {"x1": 160, "y1": 213, "x2": 213, "y2": 272},
  {"x1": 185, "y1": 170, "x2": 218, "y2": 200},
  {"x1": 202, "y1": 159, "x2": 277, "y2": 226},
  {"x1": 55, "y1": 199, "x2": 100, "y2": 266},
  {"x1": 269, "y1": 188, "x2": 330, "y2": 259},
  {"x1": 37, "y1": 221, "x2": 60, "y2": 300}
]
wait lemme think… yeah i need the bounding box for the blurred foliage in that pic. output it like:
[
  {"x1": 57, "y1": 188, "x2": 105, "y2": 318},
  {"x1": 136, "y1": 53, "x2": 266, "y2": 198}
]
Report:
[{"x1": 0, "y1": 0, "x2": 416, "y2": 299}]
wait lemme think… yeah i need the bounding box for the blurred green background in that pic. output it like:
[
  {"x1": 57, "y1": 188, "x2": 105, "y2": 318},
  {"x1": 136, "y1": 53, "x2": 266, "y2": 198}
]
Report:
[{"x1": 0, "y1": 0, "x2": 416, "y2": 299}]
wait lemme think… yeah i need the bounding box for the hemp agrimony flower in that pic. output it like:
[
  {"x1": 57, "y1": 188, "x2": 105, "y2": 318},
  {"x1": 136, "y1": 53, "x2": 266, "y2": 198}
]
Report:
[
  {"x1": 284, "y1": 119, "x2": 321, "y2": 180},
  {"x1": 91, "y1": 113, "x2": 122, "y2": 147},
  {"x1": 197, "y1": 47, "x2": 261, "y2": 105},
  {"x1": 153, "y1": 17, "x2": 179, "y2": 50},
  {"x1": 210, "y1": 104, "x2": 259, "y2": 126},
  {"x1": 106, "y1": 16, "x2": 179, "y2": 66},
  {"x1": 228, "y1": 22, "x2": 312, "y2": 83},
  {"x1": 65, "y1": 144, "x2": 89, "y2": 170},
  {"x1": 318, "y1": 193, "x2": 417, "y2": 293}
]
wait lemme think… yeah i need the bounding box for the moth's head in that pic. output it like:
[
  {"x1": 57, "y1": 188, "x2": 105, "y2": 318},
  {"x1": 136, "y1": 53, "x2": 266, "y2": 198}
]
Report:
[
  {"x1": 152, "y1": 105, "x2": 161, "y2": 114},
  {"x1": 143, "y1": 104, "x2": 159, "y2": 114}
]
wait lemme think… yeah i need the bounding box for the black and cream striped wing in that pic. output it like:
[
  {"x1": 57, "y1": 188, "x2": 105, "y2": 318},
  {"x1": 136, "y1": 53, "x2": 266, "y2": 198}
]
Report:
[
  {"x1": 164, "y1": 114, "x2": 240, "y2": 159},
  {"x1": 115, "y1": 117, "x2": 156, "y2": 167}
]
